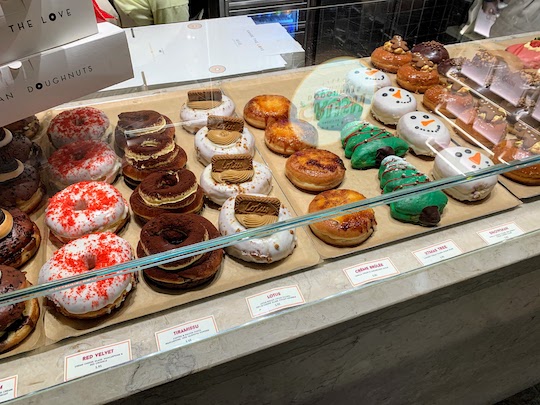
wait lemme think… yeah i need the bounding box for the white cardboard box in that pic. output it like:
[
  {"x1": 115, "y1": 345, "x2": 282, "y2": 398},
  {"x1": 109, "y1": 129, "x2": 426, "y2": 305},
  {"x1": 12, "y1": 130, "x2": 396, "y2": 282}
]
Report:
[
  {"x1": 0, "y1": 0, "x2": 98, "y2": 66},
  {"x1": 0, "y1": 23, "x2": 133, "y2": 126}
]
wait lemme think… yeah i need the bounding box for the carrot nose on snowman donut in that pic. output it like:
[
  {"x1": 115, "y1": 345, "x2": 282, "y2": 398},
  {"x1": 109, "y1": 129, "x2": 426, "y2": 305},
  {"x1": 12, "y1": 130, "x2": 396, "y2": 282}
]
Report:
[
  {"x1": 421, "y1": 119, "x2": 435, "y2": 126},
  {"x1": 392, "y1": 89, "x2": 402, "y2": 98},
  {"x1": 469, "y1": 152, "x2": 481, "y2": 165}
]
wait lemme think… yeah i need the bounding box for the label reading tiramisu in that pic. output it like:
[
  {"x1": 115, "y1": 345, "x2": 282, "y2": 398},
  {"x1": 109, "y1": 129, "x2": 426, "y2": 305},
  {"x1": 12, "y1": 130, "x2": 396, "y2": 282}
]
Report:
[
  {"x1": 234, "y1": 194, "x2": 280, "y2": 228},
  {"x1": 211, "y1": 154, "x2": 253, "y2": 184},
  {"x1": 155, "y1": 316, "x2": 219, "y2": 351}
]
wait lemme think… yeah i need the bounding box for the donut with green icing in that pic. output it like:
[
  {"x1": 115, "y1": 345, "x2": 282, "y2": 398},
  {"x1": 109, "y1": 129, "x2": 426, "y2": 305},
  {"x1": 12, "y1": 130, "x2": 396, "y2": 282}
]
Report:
[
  {"x1": 313, "y1": 88, "x2": 362, "y2": 131},
  {"x1": 378, "y1": 155, "x2": 447, "y2": 226},
  {"x1": 340, "y1": 121, "x2": 409, "y2": 169}
]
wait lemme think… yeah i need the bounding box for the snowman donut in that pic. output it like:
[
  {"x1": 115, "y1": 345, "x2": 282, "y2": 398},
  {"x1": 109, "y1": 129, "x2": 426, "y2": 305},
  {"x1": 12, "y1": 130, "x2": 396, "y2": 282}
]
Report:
[
  {"x1": 432, "y1": 147, "x2": 497, "y2": 202},
  {"x1": 344, "y1": 66, "x2": 392, "y2": 102},
  {"x1": 370, "y1": 86, "x2": 417, "y2": 126},
  {"x1": 396, "y1": 111, "x2": 451, "y2": 157}
]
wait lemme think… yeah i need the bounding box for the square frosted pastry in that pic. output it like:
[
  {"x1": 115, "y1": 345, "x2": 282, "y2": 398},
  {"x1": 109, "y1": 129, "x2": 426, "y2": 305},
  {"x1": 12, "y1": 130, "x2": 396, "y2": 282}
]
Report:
[
  {"x1": 490, "y1": 69, "x2": 540, "y2": 107},
  {"x1": 462, "y1": 50, "x2": 503, "y2": 87}
]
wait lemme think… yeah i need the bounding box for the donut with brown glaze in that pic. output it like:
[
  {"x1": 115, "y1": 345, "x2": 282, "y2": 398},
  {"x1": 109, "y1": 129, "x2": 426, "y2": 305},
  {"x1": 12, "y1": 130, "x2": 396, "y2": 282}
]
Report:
[
  {"x1": 371, "y1": 35, "x2": 413, "y2": 73},
  {"x1": 243, "y1": 95, "x2": 296, "y2": 129},
  {"x1": 285, "y1": 149, "x2": 346, "y2": 192},
  {"x1": 396, "y1": 53, "x2": 440, "y2": 93},
  {"x1": 264, "y1": 119, "x2": 318, "y2": 155},
  {"x1": 411, "y1": 41, "x2": 449, "y2": 64},
  {"x1": 0, "y1": 208, "x2": 41, "y2": 269}
]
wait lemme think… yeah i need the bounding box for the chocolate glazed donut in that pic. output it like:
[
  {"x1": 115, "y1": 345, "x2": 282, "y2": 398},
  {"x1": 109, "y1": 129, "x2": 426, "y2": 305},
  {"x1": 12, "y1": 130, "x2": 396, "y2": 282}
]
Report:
[
  {"x1": 115, "y1": 110, "x2": 175, "y2": 152},
  {"x1": 0, "y1": 208, "x2": 41, "y2": 268},
  {"x1": 0, "y1": 158, "x2": 44, "y2": 213},
  {"x1": 0, "y1": 128, "x2": 42, "y2": 169}
]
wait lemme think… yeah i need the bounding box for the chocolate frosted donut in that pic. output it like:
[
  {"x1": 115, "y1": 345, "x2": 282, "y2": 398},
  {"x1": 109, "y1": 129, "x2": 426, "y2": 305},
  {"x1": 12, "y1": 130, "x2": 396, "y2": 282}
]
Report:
[
  {"x1": 411, "y1": 41, "x2": 449, "y2": 65},
  {"x1": 115, "y1": 110, "x2": 176, "y2": 152},
  {"x1": 0, "y1": 157, "x2": 44, "y2": 213},
  {"x1": 0, "y1": 128, "x2": 42, "y2": 169},
  {"x1": 4, "y1": 115, "x2": 41, "y2": 139},
  {"x1": 0, "y1": 208, "x2": 41, "y2": 269},
  {"x1": 0, "y1": 265, "x2": 26, "y2": 330}
]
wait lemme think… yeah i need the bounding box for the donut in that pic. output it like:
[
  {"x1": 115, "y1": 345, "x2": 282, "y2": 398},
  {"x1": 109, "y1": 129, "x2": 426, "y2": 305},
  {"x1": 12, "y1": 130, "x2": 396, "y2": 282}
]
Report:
[
  {"x1": 489, "y1": 68, "x2": 540, "y2": 108},
  {"x1": 0, "y1": 265, "x2": 40, "y2": 353},
  {"x1": 218, "y1": 194, "x2": 297, "y2": 263},
  {"x1": 180, "y1": 89, "x2": 236, "y2": 134},
  {"x1": 264, "y1": 119, "x2": 318, "y2": 155},
  {"x1": 371, "y1": 86, "x2": 417, "y2": 126},
  {"x1": 455, "y1": 102, "x2": 507, "y2": 148},
  {"x1": 308, "y1": 189, "x2": 376, "y2": 246},
  {"x1": 0, "y1": 157, "x2": 45, "y2": 214},
  {"x1": 4, "y1": 115, "x2": 41, "y2": 139},
  {"x1": 396, "y1": 111, "x2": 451, "y2": 157},
  {"x1": 437, "y1": 57, "x2": 464, "y2": 76},
  {"x1": 114, "y1": 110, "x2": 175, "y2": 153},
  {"x1": 370, "y1": 35, "x2": 412, "y2": 73},
  {"x1": 379, "y1": 156, "x2": 448, "y2": 226},
  {"x1": 396, "y1": 53, "x2": 440, "y2": 94},
  {"x1": 422, "y1": 83, "x2": 475, "y2": 119},
  {"x1": 340, "y1": 121, "x2": 409, "y2": 169},
  {"x1": 411, "y1": 41, "x2": 449, "y2": 64},
  {"x1": 461, "y1": 50, "x2": 503, "y2": 87},
  {"x1": 506, "y1": 39, "x2": 540, "y2": 69},
  {"x1": 0, "y1": 127, "x2": 42, "y2": 169},
  {"x1": 343, "y1": 66, "x2": 392, "y2": 102},
  {"x1": 45, "y1": 181, "x2": 130, "y2": 245},
  {"x1": 493, "y1": 135, "x2": 540, "y2": 185},
  {"x1": 285, "y1": 149, "x2": 345, "y2": 191},
  {"x1": 0, "y1": 208, "x2": 41, "y2": 269},
  {"x1": 433, "y1": 147, "x2": 498, "y2": 201},
  {"x1": 243, "y1": 95, "x2": 295, "y2": 129},
  {"x1": 200, "y1": 155, "x2": 273, "y2": 205},
  {"x1": 139, "y1": 214, "x2": 223, "y2": 289},
  {"x1": 38, "y1": 232, "x2": 135, "y2": 319},
  {"x1": 47, "y1": 140, "x2": 121, "y2": 189},
  {"x1": 194, "y1": 115, "x2": 255, "y2": 166},
  {"x1": 47, "y1": 107, "x2": 110, "y2": 148},
  {"x1": 313, "y1": 88, "x2": 362, "y2": 131},
  {"x1": 130, "y1": 169, "x2": 205, "y2": 222}
]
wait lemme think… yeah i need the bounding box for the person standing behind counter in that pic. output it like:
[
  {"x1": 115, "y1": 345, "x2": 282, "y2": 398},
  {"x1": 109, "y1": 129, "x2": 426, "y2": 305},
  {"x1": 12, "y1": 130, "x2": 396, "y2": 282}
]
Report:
[
  {"x1": 114, "y1": 0, "x2": 189, "y2": 26},
  {"x1": 483, "y1": 0, "x2": 540, "y2": 37}
]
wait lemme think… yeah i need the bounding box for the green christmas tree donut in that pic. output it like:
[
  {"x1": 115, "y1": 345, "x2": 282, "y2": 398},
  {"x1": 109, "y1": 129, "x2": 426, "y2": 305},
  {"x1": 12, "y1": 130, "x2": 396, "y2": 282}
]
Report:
[
  {"x1": 378, "y1": 155, "x2": 448, "y2": 226},
  {"x1": 340, "y1": 121, "x2": 409, "y2": 169},
  {"x1": 313, "y1": 88, "x2": 362, "y2": 131}
]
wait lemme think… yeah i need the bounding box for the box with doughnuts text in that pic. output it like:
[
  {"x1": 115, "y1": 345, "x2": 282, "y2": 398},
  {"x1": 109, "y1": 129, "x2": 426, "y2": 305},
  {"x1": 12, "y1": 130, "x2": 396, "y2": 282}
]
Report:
[
  {"x1": 0, "y1": 0, "x2": 98, "y2": 66},
  {"x1": 0, "y1": 22, "x2": 133, "y2": 127}
]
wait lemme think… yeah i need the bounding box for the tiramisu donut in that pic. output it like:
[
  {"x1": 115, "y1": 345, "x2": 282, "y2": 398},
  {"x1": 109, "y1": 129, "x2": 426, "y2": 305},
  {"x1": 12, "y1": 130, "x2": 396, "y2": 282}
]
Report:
[
  {"x1": 38, "y1": 232, "x2": 135, "y2": 319},
  {"x1": 47, "y1": 107, "x2": 111, "y2": 148},
  {"x1": 308, "y1": 189, "x2": 376, "y2": 247},
  {"x1": 218, "y1": 194, "x2": 297, "y2": 263},
  {"x1": 371, "y1": 35, "x2": 412, "y2": 73},
  {"x1": 130, "y1": 169, "x2": 205, "y2": 222},
  {"x1": 4, "y1": 115, "x2": 41, "y2": 139},
  {"x1": 200, "y1": 154, "x2": 273, "y2": 205},
  {"x1": 0, "y1": 265, "x2": 40, "y2": 353},
  {"x1": 47, "y1": 140, "x2": 121, "y2": 189},
  {"x1": 264, "y1": 119, "x2": 318, "y2": 155},
  {"x1": 139, "y1": 214, "x2": 223, "y2": 289},
  {"x1": 194, "y1": 116, "x2": 255, "y2": 166},
  {"x1": 243, "y1": 95, "x2": 296, "y2": 129},
  {"x1": 0, "y1": 208, "x2": 40, "y2": 269},
  {"x1": 0, "y1": 127, "x2": 42, "y2": 169},
  {"x1": 45, "y1": 181, "x2": 130, "y2": 245},
  {"x1": 0, "y1": 157, "x2": 45, "y2": 214},
  {"x1": 396, "y1": 53, "x2": 440, "y2": 94},
  {"x1": 114, "y1": 110, "x2": 175, "y2": 153},
  {"x1": 285, "y1": 149, "x2": 345, "y2": 191},
  {"x1": 180, "y1": 89, "x2": 236, "y2": 134}
]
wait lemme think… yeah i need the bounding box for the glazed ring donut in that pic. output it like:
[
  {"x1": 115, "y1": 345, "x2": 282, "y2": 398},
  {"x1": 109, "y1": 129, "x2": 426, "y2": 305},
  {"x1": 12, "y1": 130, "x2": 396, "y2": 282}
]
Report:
[
  {"x1": 243, "y1": 95, "x2": 296, "y2": 129},
  {"x1": 285, "y1": 149, "x2": 346, "y2": 192},
  {"x1": 45, "y1": 181, "x2": 130, "y2": 245},
  {"x1": 47, "y1": 107, "x2": 110, "y2": 148},
  {"x1": 139, "y1": 214, "x2": 223, "y2": 289},
  {"x1": 180, "y1": 95, "x2": 236, "y2": 134},
  {"x1": 264, "y1": 119, "x2": 318, "y2": 155},
  {"x1": 0, "y1": 208, "x2": 41, "y2": 269},
  {"x1": 194, "y1": 125, "x2": 256, "y2": 166},
  {"x1": 38, "y1": 232, "x2": 135, "y2": 319},
  {"x1": 308, "y1": 189, "x2": 376, "y2": 246},
  {"x1": 0, "y1": 265, "x2": 40, "y2": 353},
  {"x1": 47, "y1": 140, "x2": 121, "y2": 189}
]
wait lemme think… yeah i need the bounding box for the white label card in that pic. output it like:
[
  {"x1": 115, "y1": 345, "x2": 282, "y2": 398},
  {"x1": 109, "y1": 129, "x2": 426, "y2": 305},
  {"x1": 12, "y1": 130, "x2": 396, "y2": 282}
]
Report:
[
  {"x1": 155, "y1": 316, "x2": 219, "y2": 351},
  {"x1": 0, "y1": 376, "x2": 17, "y2": 403},
  {"x1": 343, "y1": 258, "x2": 399, "y2": 287},
  {"x1": 64, "y1": 340, "x2": 132, "y2": 382},
  {"x1": 477, "y1": 222, "x2": 524, "y2": 245},
  {"x1": 413, "y1": 240, "x2": 463, "y2": 266},
  {"x1": 246, "y1": 285, "x2": 305, "y2": 318}
]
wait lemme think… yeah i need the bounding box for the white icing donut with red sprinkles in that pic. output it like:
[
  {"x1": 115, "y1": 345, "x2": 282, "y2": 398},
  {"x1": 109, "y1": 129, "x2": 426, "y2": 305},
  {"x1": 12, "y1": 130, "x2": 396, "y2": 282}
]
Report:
[
  {"x1": 48, "y1": 140, "x2": 121, "y2": 189},
  {"x1": 38, "y1": 232, "x2": 135, "y2": 317},
  {"x1": 47, "y1": 107, "x2": 111, "y2": 148},
  {"x1": 45, "y1": 181, "x2": 129, "y2": 244}
]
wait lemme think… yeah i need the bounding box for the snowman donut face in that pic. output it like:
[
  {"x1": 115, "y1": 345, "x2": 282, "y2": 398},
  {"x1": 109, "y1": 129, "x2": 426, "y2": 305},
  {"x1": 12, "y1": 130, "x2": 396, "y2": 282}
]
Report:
[
  {"x1": 344, "y1": 67, "x2": 392, "y2": 101},
  {"x1": 403, "y1": 112, "x2": 443, "y2": 134},
  {"x1": 440, "y1": 147, "x2": 494, "y2": 172},
  {"x1": 397, "y1": 111, "x2": 451, "y2": 156},
  {"x1": 374, "y1": 86, "x2": 415, "y2": 106}
]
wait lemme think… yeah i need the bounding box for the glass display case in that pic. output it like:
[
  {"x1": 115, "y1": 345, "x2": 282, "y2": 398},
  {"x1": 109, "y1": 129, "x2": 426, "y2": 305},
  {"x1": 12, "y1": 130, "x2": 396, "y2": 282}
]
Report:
[{"x1": 1, "y1": 1, "x2": 540, "y2": 403}]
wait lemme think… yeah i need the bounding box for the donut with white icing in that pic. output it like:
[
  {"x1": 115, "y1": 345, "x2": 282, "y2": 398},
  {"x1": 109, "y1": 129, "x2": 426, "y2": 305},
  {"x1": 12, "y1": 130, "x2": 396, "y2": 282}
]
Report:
[
  {"x1": 218, "y1": 194, "x2": 297, "y2": 263},
  {"x1": 47, "y1": 107, "x2": 111, "y2": 148},
  {"x1": 194, "y1": 126, "x2": 255, "y2": 166},
  {"x1": 45, "y1": 181, "x2": 129, "y2": 244},
  {"x1": 48, "y1": 140, "x2": 121, "y2": 189},
  {"x1": 397, "y1": 111, "x2": 451, "y2": 156},
  {"x1": 371, "y1": 86, "x2": 417, "y2": 126},
  {"x1": 344, "y1": 66, "x2": 392, "y2": 102},
  {"x1": 38, "y1": 232, "x2": 135, "y2": 319},
  {"x1": 200, "y1": 161, "x2": 273, "y2": 205},
  {"x1": 180, "y1": 95, "x2": 236, "y2": 134},
  {"x1": 432, "y1": 147, "x2": 497, "y2": 201}
]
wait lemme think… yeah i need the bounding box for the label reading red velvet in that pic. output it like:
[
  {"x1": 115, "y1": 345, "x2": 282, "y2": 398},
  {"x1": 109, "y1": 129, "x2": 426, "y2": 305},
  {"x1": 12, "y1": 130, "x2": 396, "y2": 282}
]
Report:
[
  {"x1": 413, "y1": 240, "x2": 463, "y2": 266},
  {"x1": 0, "y1": 376, "x2": 17, "y2": 403},
  {"x1": 343, "y1": 258, "x2": 399, "y2": 287},
  {"x1": 477, "y1": 222, "x2": 524, "y2": 245},
  {"x1": 155, "y1": 316, "x2": 219, "y2": 351},
  {"x1": 246, "y1": 285, "x2": 305, "y2": 318}
]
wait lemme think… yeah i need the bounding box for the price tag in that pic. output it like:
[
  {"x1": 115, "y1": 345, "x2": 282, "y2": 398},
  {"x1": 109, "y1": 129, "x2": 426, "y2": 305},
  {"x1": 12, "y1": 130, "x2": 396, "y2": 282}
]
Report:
[
  {"x1": 343, "y1": 258, "x2": 399, "y2": 287},
  {"x1": 477, "y1": 222, "x2": 524, "y2": 245},
  {"x1": 246, "y1": 285, "x2": 305, "y2": 318},
  {"x1": 0, "y1": 376, "x2": 17, "y2": 403},
  {"x1": 413, "y1": 240, "x2": 463, "y2": 266},
  {"x1": 155, "y1": 316, "x2": 219, "y2": 351},
  {"x1": 64, "y1": 340, "x2": 132, "y2": 382}
]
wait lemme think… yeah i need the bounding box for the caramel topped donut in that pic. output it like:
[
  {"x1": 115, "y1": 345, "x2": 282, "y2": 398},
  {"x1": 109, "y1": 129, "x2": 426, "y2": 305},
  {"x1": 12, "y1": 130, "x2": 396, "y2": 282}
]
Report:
[
  {"x1": 115, "y1": 110, "x2": 175, "y2": 152},
  {"x1": 264, "y1": 119, "x2": 318, "y2": 155},
  {"x1": 0, "y1": 208, "x2": 41, "y2": 269},
  {"x1": 371, "y1": 35, "x2": 413, "y2": 73},
  {"x1": 396, "y1": 53, "x2": 439, "y2": 93},
  {"x1": 285, "y1": 149, "x2": 346, "y2": 192},
  {"x1": 47, "y1": 107, "x2": 110, "y2": 148},
  {"x1": 0, "y1": 128, "x2": 42, "y2": 169},
  {"x1": 0, "y1": 157, "x2": 44, "y2": 213},
  {"x1": 4, "y1": 115, "x2": 41, "y2": 139},
  {"x1": 243, "y1": 95, "x2": 296, "y2": 129}
]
